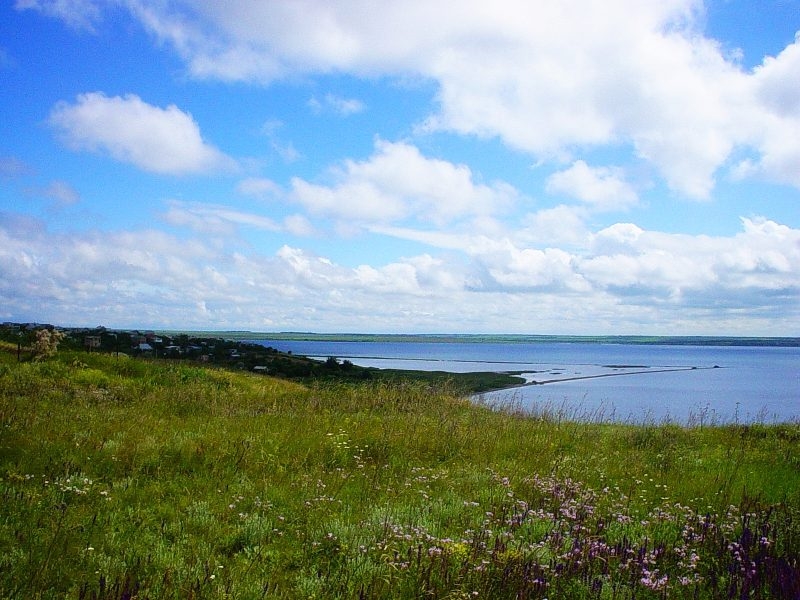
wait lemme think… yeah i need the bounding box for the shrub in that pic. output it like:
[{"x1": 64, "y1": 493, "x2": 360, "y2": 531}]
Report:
[{"x1": 32, "y1": 328, "x2": 65, "y2": 360}]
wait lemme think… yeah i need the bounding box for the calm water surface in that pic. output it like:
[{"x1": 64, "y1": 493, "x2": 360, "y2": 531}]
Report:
[{"x1": 253, "y1": 340, "x2": 799, "y2": 424}]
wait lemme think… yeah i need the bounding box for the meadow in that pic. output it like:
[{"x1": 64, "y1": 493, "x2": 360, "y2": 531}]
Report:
[{"x1": 1, "y1": 346, "x2": 798, "y2": 598}]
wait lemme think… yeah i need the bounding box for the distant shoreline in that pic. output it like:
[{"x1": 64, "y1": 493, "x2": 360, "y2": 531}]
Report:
[{"x1": 161, "y1": 330, "x2": 800, "y2": 348}]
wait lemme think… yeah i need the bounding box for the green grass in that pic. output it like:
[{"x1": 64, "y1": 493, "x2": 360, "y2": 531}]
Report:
[{"x1": 1, "y1": 348, "x2": 798, "y2": 598}]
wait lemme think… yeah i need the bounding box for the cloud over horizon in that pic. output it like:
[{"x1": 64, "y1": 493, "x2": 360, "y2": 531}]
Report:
[{"x1": 2, "y1": 210, "x2": 796, "y2": 334}]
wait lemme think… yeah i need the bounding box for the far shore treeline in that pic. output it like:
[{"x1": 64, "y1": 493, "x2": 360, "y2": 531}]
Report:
[{"x1": 160, "y1": 330, "x2": 800, "y2": 347}]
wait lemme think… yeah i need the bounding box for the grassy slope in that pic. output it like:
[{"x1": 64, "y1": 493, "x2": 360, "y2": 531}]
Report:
[{"x1": 1, "y1": 348, "x2": 798, "y2": 599}]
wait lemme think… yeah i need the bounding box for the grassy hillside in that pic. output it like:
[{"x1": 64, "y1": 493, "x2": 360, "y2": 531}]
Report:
[{"x1": 1, "y1": 348, "x2": 798, "y2": 598}]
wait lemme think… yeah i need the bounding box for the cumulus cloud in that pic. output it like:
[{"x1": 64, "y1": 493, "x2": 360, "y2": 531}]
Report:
[
  {"x1": 581, "y1": 217, "x2": 800, "y2": 299},
  {"x1": 473, "y1": 243, "x2": 589, "y2": 292},
  {"x1": 49, "y1": 92, "x2": 236, "y2": 175},
  {"x1": 370, "y1": 214, "x2": 800, "y2": 328},
  {"x1": 754, "y1": 33, "x2": 800, "y2": 119},
  {"x1": 545, "y1": 161, "x2": 638, "y2": 210},
  {"x1": 84, "y1": 0, "x2": 797, "y2": 198},
  {"x1": 278, "y1": 245, "x2": 435, "y2": 296},
  {"x1": 730, "y1": 37, "x2": 800, "y2": 188},
  {"x1": 287, "y1": 140, "x2": 518, "y2": 226},
  {"x1": 1, "y1": 213, "x2": 797, "y2": 333},
  {"x1": 518, "y1": 206, "x2": 591, "y2": 248}
]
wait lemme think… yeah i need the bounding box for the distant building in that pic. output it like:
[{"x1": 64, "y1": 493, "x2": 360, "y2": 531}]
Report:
[{"x1": 84, "y1": 335, "x2": 101, "y2": 351}]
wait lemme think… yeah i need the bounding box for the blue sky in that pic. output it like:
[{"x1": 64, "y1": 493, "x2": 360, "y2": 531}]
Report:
[{"x1": 1, "y1": 0, "x2": 798, "y2": 335}]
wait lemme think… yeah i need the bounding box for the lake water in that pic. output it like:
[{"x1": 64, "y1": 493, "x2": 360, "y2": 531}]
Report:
[{"x1": 250, "y1": 340, "x2": 799, "y2": 425}]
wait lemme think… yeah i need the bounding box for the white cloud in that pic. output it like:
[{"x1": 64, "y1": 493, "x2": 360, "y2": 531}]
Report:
[
  {"x1": 518, "y1": 205, "x2": 591, "y2": 248},
  {"x1": 476, "y1": 243, "x2": 589, "y2": 292},
  {"x1": 237, "y1": 178, "x2": 318, "y2": 235},
  {"x1": 237, "y1": 177, "x2": 282, "y2": 198},
  {"x1": 288, "y1": 139, "x2": 518, "y2": 226},
  {"x1": 162, "y1": 201, "x2": 279, "y2": 235},
  {"x1": 308, "y1": 93, "x2": 365, "y2": 116},
  {"x1": 732, "y1": 35, "x2": 800, "y2": 188},
  {"x1": 581, "y1": 217, "x2": 800, "y2": 297},
  {"x1": 1, "y1": 213, "x2": 797, "y2": 333},
  {"x1": 545, "y1": 161, "x2": 638, "y2": 210},
  {"x1": 259, "y1": 120, "x2": 301, "y2": 163},
  {"x1": 754, "y1": 33, "x2": 800, "y2": 119},
  {"x1": 49, "y1": 92, "x2": 236, "y2": 175},
  {"x1": 92, "y1": 0, "x2": 800, "y2": 198},
  {"x1": 367, "y1": 224, "x2": 478, "y2": 253},
  {"x1": 39, "y1": 180, "x2": 80, "y2": 206},
  {"x1": 370, "y1": 214, "x2": 800, "y2": 328},
  {"x1": 15, "y1": 0, "x2": 102, "y2": 32},
  {"x1": 159, "y1": 200, "x2": 317, "y2": 238},
  {"x1": 371, "y1": 204, "x2": 592, "y2": 253},
  {"x1": 283, "y1": 214, "x2": 316, "y2": 237}
]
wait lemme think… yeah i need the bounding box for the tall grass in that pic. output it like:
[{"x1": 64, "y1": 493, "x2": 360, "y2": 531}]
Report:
[{"x1": 1, "y1": 349, "x2": 798, "y2": 598}]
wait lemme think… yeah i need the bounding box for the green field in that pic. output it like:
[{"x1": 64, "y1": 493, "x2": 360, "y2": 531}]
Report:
[{"x1": 1, "y1": 347, "x2": 798, "y2": 598}]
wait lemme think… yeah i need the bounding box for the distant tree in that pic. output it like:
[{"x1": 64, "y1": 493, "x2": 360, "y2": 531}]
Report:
[
  {"x1": 32, "y1": 328, "x2": 65, "y2": 360},
  {"x1": 117, "y1": 332, "x2": 132, "y2": 351}
]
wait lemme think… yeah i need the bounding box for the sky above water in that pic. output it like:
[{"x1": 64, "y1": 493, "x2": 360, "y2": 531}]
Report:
[{"x1": 1, "y1": 0, "x2": 799, "y2": 334}]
